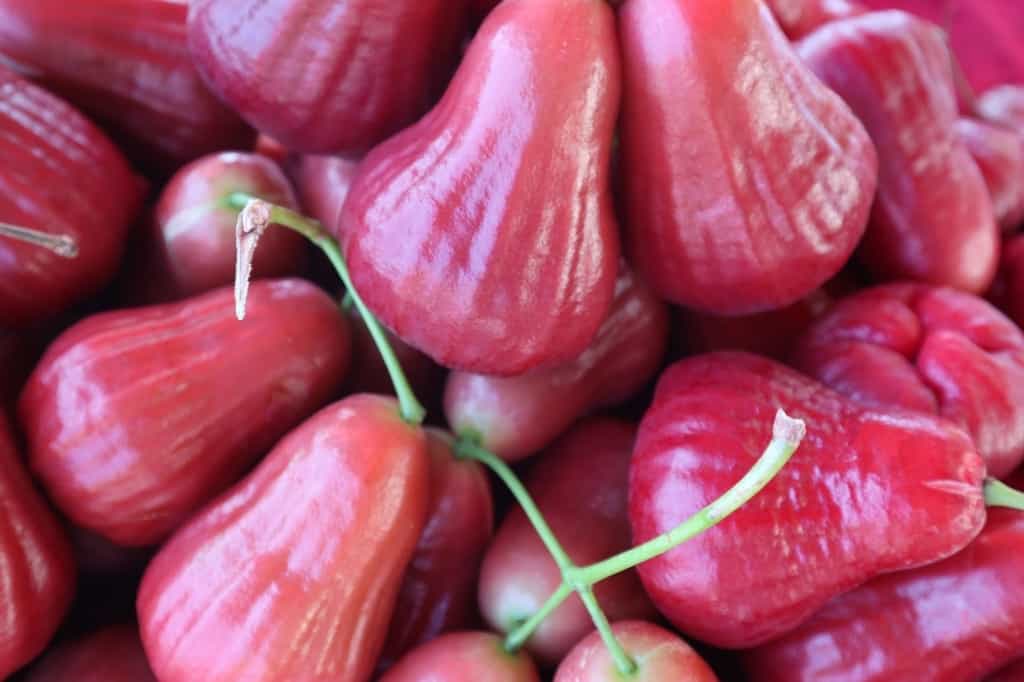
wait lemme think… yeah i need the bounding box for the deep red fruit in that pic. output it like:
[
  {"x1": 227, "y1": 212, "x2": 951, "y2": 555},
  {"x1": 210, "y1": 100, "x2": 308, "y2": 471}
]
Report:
[
  {"x1": 19, "y1": 279, "x2": 351, "y2": 546},
  {"x1": 630, "y1": 352, "x2": 986, "y2": 648},
  {"x1": 619, "y1": 0, "x2": 877, "y2": 314},
  {"x1": 380, "y1": 632, "x2": 540, "y2": 682},
  {"x1": 187, "y1": 0, "x2": 470, "y2": 154},
  {"x1": 554, "y1": 621, "x2": 719, "y2": 682},
  {"x1": 138, "y1": 395, "x2": 429, "y2": 682},
  {"x1": 445, "y1": 264, "x2": 667, "y2": 461},
  {"x1": 955, "y1": 118, "x2": 1024, "y2": 232},
  {"x1": 0, "y1": 0, "x2": 254, "y2": 175},
  {"x1": 744, "y1": 485, "x2": 1024, "y2": 681},
  {"x1": 379, "y1": 430, "x2": 494, "y2": 669},
  {"x1": 129, "y1": 151, "x2": 306, "y2": 303},
  {"x1": 0, "y1": 65, "x2": 145, "y2": 328},
  {"x1": 479, "y1": 420, "x2": 657, "y2": 664},
  {"x1": 793, "y1": 283, "x2": 1024, "y2": 478},
  {"x1": 341, "y1": 0, "x2": 621, "y2": 375},
  {"x1": 991, "y1": 234, "x2": 1024, "y2": 328},
  {"x1": 0, "y1": 413, "x2": 75, "y2": 679},
  {"x1": 23, "y1": 624, "x2": 155, "y2": 682},
  {"x1": 286, "y1": 155, "x2": 360, "y2": 240},
  {"x1": 763, "y1": 0, "x2": 866, "y2": 38},
  {"x1": 990, "y1": 659, "x2": 1024, "y2": 682},
  {"x1": 797, "y1": 11, "x2": 998, "y2": 293}
]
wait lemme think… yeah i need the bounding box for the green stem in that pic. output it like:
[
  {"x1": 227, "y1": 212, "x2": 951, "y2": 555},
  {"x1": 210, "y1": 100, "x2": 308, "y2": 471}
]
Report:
[
  {"x1": 577, "y1": 586, "x2": 636, "y2": 674},
  {"x1": 454, "y1": 438, "x2": 575, "y2": 572},
  {"x1": 579, "y1": 409, "x2": 805, "y2": 586},
  {"x1": 0, "y1": 221, "x2": 78, "y2": 258},
  {"x1": 984, "y1": 478, "x2": 1024, "y2": 510},
  {"x1": 502, "y1": 582, "x2": 572, "y2": 653},
  {"x1": 231, "y1": 195, "x2": 426, "y2": 425}
]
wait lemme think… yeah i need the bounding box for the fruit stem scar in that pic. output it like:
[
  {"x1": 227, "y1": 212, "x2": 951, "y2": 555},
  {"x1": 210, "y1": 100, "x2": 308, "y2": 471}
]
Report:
[
  {"x1": 0, "y1": 221, "x2": 78, "y2": 258},
  {"x1": 984, "y1": 477, "x2": 1024, "y2": 510},
  {"x1": 232, "y1": 196, "x2": 427, "y2": 425}
]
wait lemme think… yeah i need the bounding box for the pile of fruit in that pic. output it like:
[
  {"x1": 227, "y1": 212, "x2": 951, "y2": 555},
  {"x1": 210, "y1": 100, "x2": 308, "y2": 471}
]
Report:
[{"x1": 3, "y1": 0, "x2": 1024, "y2": 680}]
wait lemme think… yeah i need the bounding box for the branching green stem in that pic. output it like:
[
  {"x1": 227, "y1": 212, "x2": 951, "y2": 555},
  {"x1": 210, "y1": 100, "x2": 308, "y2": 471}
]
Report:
[
  {"x1": 230, "y1": 195, "x2": 426, "y2": 424},
  {"x1": 456, "y1": 409, "x2": 806, "y2": 677}
]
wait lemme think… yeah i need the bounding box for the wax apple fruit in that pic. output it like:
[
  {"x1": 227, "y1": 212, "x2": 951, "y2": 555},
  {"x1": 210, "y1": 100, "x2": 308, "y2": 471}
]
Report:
[
  {"x1": 188, "y1": 0, "x2": 469, "y2": 154},
  {"x1": 991, "y1": 235, "x2": 1024, "y2": 328},
  {"x1": 379, "y1": 430, "x2": 494, "y2": 668},
  {"x1": 955, "y1": 118, "x2": 1024, "y2": 232},
  {"x1": 139, "y1": 395, "x2": 429, "y2": 682},
  {"x1": 0, "y1": 0, "x2": 254, "y2": 175},
  {"x1": 20, "y1": 279, "x2": 351, "y2": 546},
  {"x1": 0, "y1": 65, "x2": 145, "y2": 328},
  {"x1": 764, "y1": 0, "x2": 866, "y2": 38},
  {"x1": 554, "y1": 621, "x2": 718, "y2": 682},
  {"x1": 798, "y1": 11, "x2": 998, "y2": 293},
  {"x1": 445, "y1": 264, "x2": 667, "y2": 461},
  {"x1": 479, "y1": 420, "x2": 657, "y2": 664},
  {"x1": 978, "y1": 86, "x2": 1024, "y2": 135},
  {"x1": 23, "y1": 625, "x2": 155, "y2": 682},
  {"x1": 744, "y1": 481, "x2": 1024, "y2": 681},
  {"x1": 793, "y1": 283, "x2": 1024, "y2": 478},
  {"x1": 130, "y1": 151, "x2": 306, "y2": 302},
  {"x1": 286, "y1": 155, "x2": 360, "y2": 239},
  {"x1": 619, "y1": 0, "x2": 877, "y2": 314},
  {"x1": 380, "y1": 632, "x2": 539, "y2": 682},
  {"x1": 630, "y1": 352, "x2": 986, "y2": 648},
  {"x1": 0, "y1": 414, "x2": 75, "y2": 680},
  {"x1": 342, "y1": 0, "x2": 621, "y2": 375}
]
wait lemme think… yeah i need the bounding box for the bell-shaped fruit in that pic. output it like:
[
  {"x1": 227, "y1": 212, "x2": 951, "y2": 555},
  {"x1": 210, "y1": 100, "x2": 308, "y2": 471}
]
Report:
[
  {"x1": 187, "y1": 0, "x2": 469, "y2": 154},
  {"x1": 127, "y1": 151, "x2": 306, "y2": 303},
  {"x1": 138, "y1": 395, "x2": 429, "y2": 682},
  {"x1": 445, "y1": 264, "x2": 666, "y2": 460},
  {"x1": 0, "y1": 0, "x2": 254, "y2": 175},
  {"x1": 19, "y1": 278, "x2": 351, "y2": 546},
  {"x1": 341, "y1": 0, "x2": 621, "y2": 375},
  {"x1": 378, "y1": 430, "x2": 494, "y2": 669},
  {"x1": 619, "y1": 0, "x2": 877, "y2": 314},
  {"x1": 0, "y1": 413, "x2": 75, "y2": 679},
  {"x1": 797, "y1": 11, "x2": 998, "y2": 293},
  {"x1": 793, "y1": 283, "x2": 1024, "y2": 478},
  {"x1": 0, "y1": 65, "x2": 145, "y2": 328},
  {"x1": 381, "y1": 632, "x2": 539, "y2": 682},
  {"x1": 554, "y1": 621, "x2": 719, "y2": 682},
  {"x1": 479, "y1": 420, "x2": 657, "y2": 664},
  {"x1": 630, "y1": 352, "x2": 986, "y2": 648},
  {"x1": 955, "y1": 118, "x2": 1024, "y2": 232}
]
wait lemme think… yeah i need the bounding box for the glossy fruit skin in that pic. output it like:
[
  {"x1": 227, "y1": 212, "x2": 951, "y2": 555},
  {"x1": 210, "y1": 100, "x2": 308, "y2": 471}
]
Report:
[
  {"x1": 0, "y1": 0, "x2": 254, "y2": 175},
  {"x1": 188, "y1": 0, "x2": 469, "y2": 154},
  {"x1": 445, "y1": 265, "x2": 667, "y2": 461},
  {"x1": 479, "y1": 420, "x2": 657, "y2": 664},
  {"x1": 342, "y1": 0, "x2": 621, "y2": 375},
  {"x1": 978, "y1": 86, "x2": 1024, "y2": 134},
  {"x1": 19, "y1": 278, "x2": 351, "y2": 546},
  {"x1": 379, "y1": 430, "x2": 494, "y2": 669},
  {"x1": 794, "y1": 283, "x2": 1024, "y2": 478},
  {"x1": 0, "y1": 65, "x2": 146, "y2": 328},
  {"x1": 619, "y1": 0, "x2": 876, "y2": 315},
  {"x1": 130, "y1": 151, "x2": 306, "y2": 303},
  {"x1": 743, "y1": 490, "x2": 1024, "y2": 681},
  {"x1": 763, "y1": 0, "x2": 866, "y2": 38},
  {"x1": 0, "y1": 413, "x2": 75, "y2": 680},
  {"x1": 798, "y1": 11, "x2": 998, "y2": 293},
  {"x1": 630, "y1": 352, "x2": 986, "y2": 648},
  {"x1": 23, "y1": 624, "x2": 155, "y2": 682},
  {"x1": 138, "y1": 395, "x2": 429, "y2": 682},
  {"x1": 554, "y1": 621, "x2": 718, "y2": 682},
  {"x1": 380, "y1": 632, "x2": 540, "y2": 682},
  {"x1": 286, "y1": 155, "x2": 360, "y2": 240},
  {"x1": 955, "y1": 118, "x2": 1024, "y2": 232}
]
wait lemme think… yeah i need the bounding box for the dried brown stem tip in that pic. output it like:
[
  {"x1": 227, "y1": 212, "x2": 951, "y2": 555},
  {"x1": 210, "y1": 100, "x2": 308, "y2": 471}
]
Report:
[
  {"x1": 234, "y1": 198, "x2": 273, "y2": 321},
  {"x1": 0, "y1": 221, "x2": 78, "y2": 258}
]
